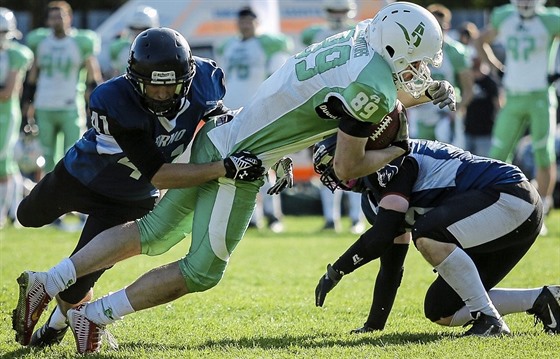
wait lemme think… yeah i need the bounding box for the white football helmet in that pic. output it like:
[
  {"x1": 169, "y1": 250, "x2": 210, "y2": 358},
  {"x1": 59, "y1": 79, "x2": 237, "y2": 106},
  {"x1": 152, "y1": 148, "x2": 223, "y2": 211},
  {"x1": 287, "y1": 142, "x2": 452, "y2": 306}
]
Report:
[
  {"x1": 0, "y1": 7, "x2": 22, "y2": 46},
  {"x1": 324, "y1": 0, "x2": 357, "y2": 28},
  {"x1": 511, "y1": 0, "x2": 546, "y2": 18},
  {"x1": 366, "y1": 2, "x2": 443, "y2": 98},
  {"x1": 127, "y1": 6, "x2": 160, "y2": 30}
]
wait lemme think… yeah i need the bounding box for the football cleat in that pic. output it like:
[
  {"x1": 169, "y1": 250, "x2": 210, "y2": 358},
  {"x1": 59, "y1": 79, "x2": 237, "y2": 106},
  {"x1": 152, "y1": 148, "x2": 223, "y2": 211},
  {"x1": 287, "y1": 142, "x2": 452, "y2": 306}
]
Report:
[
  {"x1": 463, "y1": 312, "x2": 511, "y2": 337},
  {"x1": 29, "y1": 310, "x2": 69, "y2": 347},
  {"x1": 68, "y1": 304, "x2": 118, "y2": 354},
  {"x1": 527, "y1": 285, "x2": 560, "y2": 334},
  {"x1": 12, "y1": 271, "x2": 52, "y2": 345},
  {"x1": 349, "y1": 325, "x2": 377, "y2": 334}
]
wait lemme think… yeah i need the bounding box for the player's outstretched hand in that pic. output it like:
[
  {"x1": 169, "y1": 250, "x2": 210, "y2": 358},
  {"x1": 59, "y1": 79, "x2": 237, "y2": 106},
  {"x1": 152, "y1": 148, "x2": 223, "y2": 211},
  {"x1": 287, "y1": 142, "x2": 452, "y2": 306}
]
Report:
[
  {"x1": 426, "y1": 80, "x2": 456, "y2": 111},
  {"x1": 315, "y1": 264, "x2": 343, "y2": 307},
  {"x1": 267, "y1": 157, "x2": 294, "y2": 195},
  {"x1": 224, "y1": 151, "x2": 264, "y2": 181}
]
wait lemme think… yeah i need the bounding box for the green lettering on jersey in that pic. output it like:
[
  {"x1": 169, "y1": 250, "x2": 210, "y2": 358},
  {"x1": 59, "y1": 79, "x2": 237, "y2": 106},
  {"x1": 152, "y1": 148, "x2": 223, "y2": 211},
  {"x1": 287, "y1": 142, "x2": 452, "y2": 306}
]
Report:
[
  {"x1": 295, "y1": 45, "x2": 351, "y2": 81},
  {"x1": 295, "y1": 29, "x2": 354, "y2": 59},
  {"x1": 506, "y1": 35, "x2": 536, "y2": 62}
]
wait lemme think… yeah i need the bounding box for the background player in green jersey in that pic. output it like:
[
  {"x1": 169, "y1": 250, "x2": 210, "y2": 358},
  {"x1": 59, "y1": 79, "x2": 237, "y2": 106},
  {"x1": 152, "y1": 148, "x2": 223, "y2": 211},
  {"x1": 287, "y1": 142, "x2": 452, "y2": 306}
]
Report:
[
  {"x1": 23, "y1": 1, "x2": 103, "y2": 175},
  {"x1": 477, "y1": 0, "x2": 560, "y2": 221},
  {"x1": 0, "y1": 8, "x2": 33, "y2": 229}
]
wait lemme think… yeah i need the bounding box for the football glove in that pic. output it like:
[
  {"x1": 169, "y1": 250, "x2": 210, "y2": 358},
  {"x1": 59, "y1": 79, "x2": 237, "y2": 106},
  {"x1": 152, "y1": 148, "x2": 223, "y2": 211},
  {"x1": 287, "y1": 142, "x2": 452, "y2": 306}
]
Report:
[
  {"x1": 315, "y1": 264, "x2": 343, "y2": 307},
  {"x1": 425, "y1": 81, "x2": 456, "y2": 111},
  {"x1": 223, "y1": 151, "x2": 264, "y2": 181},
  {"x1": 267, "y1": 157, "x2": 294, "y2": 195}
]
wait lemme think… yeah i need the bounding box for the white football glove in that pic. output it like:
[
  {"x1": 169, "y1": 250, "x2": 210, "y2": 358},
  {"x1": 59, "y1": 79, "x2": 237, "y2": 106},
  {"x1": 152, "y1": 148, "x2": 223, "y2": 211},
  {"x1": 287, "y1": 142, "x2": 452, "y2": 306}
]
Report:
[
  {"x1": 267, "y1": 157, "x2": 294, "y2": 195},
  {"x1": 426, "y1": 81, "x2": 456, "y2": 111}
]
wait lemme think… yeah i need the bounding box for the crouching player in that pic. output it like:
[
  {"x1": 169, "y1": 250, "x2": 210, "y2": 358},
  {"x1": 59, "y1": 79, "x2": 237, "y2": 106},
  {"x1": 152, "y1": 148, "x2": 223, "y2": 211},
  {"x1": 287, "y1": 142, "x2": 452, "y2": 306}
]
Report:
[{"x1": 313, "y1": 136, "x2": 560, "y2": 336}]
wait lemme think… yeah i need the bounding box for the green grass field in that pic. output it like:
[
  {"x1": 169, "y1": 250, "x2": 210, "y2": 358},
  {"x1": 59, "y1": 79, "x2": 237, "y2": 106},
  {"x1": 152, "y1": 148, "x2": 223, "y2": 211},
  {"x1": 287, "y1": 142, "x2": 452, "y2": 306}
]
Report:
[{"x1": 1, "y1": 211, "x2": 559, "y2": 358}]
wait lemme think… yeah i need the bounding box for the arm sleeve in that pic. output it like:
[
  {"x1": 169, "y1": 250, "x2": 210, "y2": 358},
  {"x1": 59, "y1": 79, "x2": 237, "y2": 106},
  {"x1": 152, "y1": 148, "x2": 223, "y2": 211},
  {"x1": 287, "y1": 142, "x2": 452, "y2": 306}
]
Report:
[
  {"x1": 324, "y1": 96, "x2": 371, "y2": 137},
  {"x1": 364, "y1": 243, "x2": 409, "y2": 330},
  {"x1": 332, "y1": 208, "x2": 407, "y2": 275}
]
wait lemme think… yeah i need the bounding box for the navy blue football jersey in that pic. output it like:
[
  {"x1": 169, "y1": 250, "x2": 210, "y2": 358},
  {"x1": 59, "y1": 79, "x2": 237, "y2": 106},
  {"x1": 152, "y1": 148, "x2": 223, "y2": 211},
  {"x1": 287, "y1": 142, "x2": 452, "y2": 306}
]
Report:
[
  {"x1": 361, "y1": 139, "x2": 528, "y2": 222},
  {"x1": 64, "y1": 57, "x2": 226, "y2": 200}
]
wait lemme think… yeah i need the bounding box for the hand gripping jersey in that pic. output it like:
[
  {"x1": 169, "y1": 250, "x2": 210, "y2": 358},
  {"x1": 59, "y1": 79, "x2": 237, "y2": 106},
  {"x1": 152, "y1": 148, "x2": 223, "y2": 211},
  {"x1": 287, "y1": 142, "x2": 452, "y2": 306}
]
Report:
[
  {"x1": 491, "y1": 4, "x2": 560, "y2": 93},
  {"x1": 63, "y1": 57, "x2": 226, "y2": 201},
  {"x1": 208, "y1": 20, "x2": 397, "y2": 169}
]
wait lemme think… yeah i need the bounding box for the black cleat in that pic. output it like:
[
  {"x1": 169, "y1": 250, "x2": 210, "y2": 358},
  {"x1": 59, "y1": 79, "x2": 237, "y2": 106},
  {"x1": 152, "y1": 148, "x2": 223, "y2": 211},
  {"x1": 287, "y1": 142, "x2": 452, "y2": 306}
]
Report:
[
  {"x1": 349, "y1": 326, "x2": 377, "y2": 334},
  {"x1": 527, "y1": 285, "x2": 560, "y2": 334},
  {"x1": 463, "y1": 312, "x2": 511, "y2": 337},
  {"x1": 29, "y1": 310, "x2": 68, "y2": 347}
]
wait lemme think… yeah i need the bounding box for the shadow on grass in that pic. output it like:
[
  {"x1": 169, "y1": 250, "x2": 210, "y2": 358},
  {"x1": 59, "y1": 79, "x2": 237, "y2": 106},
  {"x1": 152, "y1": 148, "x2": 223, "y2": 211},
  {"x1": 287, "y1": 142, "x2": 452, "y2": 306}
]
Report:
[
  {"x1": 2, "y1": 330, "x2": 537, "y2": 357},
  {"x1": 111, "y1": 331, "x2": 457, "y2": 352}
]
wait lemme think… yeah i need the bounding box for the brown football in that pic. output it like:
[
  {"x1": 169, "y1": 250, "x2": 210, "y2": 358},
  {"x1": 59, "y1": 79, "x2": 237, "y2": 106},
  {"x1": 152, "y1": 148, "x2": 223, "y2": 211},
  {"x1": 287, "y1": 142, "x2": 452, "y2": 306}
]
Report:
[{"x1": 364, "y1": 100, "x2": 405, "y2": 150}]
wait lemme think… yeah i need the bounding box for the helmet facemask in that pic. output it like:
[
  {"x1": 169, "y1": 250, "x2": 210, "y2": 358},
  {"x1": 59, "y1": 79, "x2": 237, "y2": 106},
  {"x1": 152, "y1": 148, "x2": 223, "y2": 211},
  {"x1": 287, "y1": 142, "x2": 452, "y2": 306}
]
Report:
[
  {"x1": 313, "y1": 136, "x2": 357, "y2": 193},
  {"x1": 126, "y1": 28, "x2": 196, "y2": 117}
]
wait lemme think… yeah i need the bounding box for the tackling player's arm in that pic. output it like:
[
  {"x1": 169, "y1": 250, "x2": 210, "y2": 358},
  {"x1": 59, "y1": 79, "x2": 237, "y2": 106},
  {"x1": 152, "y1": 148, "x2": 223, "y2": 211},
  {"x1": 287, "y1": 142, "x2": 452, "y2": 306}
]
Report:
[{"x1": 110, "y1": 117, "x2": 261, "y2": 188}]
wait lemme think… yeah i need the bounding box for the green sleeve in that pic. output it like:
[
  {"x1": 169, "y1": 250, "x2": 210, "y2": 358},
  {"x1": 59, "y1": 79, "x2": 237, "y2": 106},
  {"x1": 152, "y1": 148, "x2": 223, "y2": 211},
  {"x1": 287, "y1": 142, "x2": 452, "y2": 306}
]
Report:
[
  {"x1": 25, "y1": 28, "x2": 50, "y2": 53},
  {"x1": 341, "y1": 55, "x2": 397, "y2": 124},
  {"x1": 258, "y1": 34, "x2": 294, "y2": 58},
  {"x1": 109, "y1": 38, "x2": 130, "y2": 61},
  {"x1": 75, "y1": 29, "x2": 100, "y2": 58},
  {"x1": 444, "y1": 39, "x2": 469, "y2": 74},
  {"x1": 539, "y1": 7, "x2": 560, "y2": 36},
  {"x1": 8, "y1": 43, "x2": 34, "y2": 73},
  {"x1": 491, "y1": 4, "x2": 516, "y2": 29},
  {"x1": 301, "y1": 26, "x2": 323, "y2": 46}
]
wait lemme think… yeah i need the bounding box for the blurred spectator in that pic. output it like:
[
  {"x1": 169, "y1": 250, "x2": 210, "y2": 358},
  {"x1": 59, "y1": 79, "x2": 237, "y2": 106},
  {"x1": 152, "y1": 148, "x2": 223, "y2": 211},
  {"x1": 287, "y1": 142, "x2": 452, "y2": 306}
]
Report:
[
  {"x1": 216, "y1": 6, "x2": 293, "y2": 232},
  {"x1": 477, "y1": 0, "x2": 560, "y2": 218},
  {"x1": 22, "y1": 1, "x2": 103, "y2": 175},
  {"x1": 0, "y1": 7, "x2": 33, "y2": 228},
  {"x1": 300, "y1": 0, "x2": 364, "y2": 234},
  {"x1": 108, "y1": 5, "x2": 159, "y2": 79},
  {"x1": 407, "y1": 4, "x2": 474, "y2": 147}
]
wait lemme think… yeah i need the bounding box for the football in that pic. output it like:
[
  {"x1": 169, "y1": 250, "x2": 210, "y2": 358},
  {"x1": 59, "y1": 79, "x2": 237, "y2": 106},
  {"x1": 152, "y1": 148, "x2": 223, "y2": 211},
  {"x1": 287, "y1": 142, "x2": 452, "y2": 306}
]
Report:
[{"x1": 365, "y1": 100, "x2": 405, "y2": 150}]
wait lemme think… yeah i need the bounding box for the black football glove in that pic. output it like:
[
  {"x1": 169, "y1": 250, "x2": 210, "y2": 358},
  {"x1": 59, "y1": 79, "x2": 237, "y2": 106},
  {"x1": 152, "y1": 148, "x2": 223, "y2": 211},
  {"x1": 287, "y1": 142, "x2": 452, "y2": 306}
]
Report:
[
  {"x1": 267, "y1": 157, "x2": 294, "y2": 195},
  {"x1": 223, "y1": 151, "x2": 264, "y2": 181},
  {"x1": 391, "y1": 108, "x2": 410, "y2": 154},
  {"x1": 425, "y1": 81, "x2": 456, "y2": 111},
  {"x1": 315, "y1": 264, "x2": 343, "y2": 307}
]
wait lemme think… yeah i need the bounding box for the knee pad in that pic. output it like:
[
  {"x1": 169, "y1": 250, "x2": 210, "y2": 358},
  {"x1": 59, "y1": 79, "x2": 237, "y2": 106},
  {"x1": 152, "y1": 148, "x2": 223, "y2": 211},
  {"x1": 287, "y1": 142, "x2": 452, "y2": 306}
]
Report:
[{"x1": 179, "y1": 256, "x2": 224, "y2": 293}]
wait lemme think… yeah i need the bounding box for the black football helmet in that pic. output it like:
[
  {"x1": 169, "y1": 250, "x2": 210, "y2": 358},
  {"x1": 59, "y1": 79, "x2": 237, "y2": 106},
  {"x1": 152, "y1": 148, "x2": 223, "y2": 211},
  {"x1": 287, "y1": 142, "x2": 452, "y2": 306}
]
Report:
[
  {"x1": 312, "y1": 135, "x2": 357, "y2": 192},
  {"x1": 127, "y1": 27, "x2": 196, "y2": 116}
]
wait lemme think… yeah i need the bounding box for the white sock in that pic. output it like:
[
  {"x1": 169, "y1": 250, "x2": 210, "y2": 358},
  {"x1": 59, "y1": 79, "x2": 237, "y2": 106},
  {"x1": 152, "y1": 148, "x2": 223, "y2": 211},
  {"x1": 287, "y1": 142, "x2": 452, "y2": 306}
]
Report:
[
  {"x1": 45, "y1": 258, "x2": 77, "y2": 298},
  {"x1": 85, "y1": 288, "x2": 135, "y2": 326},
  {"x1": 449, "y1": 287, "x2": 543, "y2": 326},
  {"x1": 48, "y1": 306, "x2": 69, "y2": 330},
  {"x1": 435, "y1": 247, "x2": 500, "y2": 319}
]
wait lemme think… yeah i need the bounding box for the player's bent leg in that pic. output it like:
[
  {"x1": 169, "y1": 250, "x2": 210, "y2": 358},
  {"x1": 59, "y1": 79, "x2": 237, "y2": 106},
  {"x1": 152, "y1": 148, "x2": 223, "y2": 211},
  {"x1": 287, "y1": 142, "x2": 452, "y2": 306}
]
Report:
[
  {"x1": 138, "y1": 187, "x2": 197, "y2": 256},
  {"x1": 179, "y1": 177, "x2": 260, "y2": 293}
]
